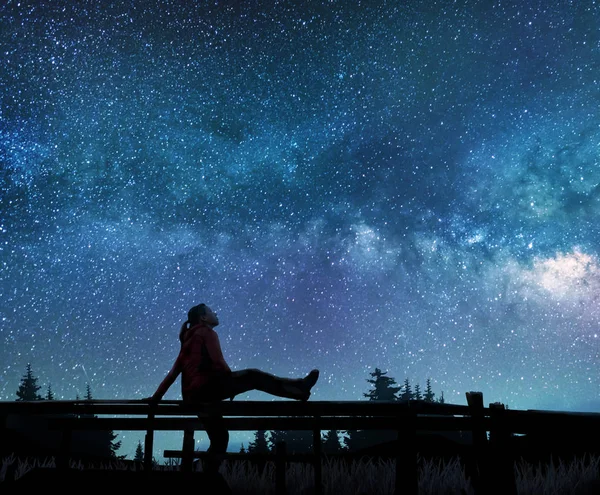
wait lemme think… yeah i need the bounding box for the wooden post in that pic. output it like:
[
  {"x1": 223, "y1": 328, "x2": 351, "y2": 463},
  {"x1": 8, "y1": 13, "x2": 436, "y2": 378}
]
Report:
[
  {"x1": 58, "y1": 427, "x2": 72, "y2": 470},
  {"x1": 466, "y1": 391, "x2": 489, "y2": 495},
  {"x1": 182, "y1": 427, "x2": 195, "y2": 472},
  {"x1": 275, "y1": 441, "x2": 287, "y2": 495},
  {"x1": 489, "y1": 402, "x2": 517, "y2": 495},
  {"x1": 313, "y1": 417, "x2": 323, "y2": 495},
  {"x1": 395, "y1": 425, "x2": 402, "y2": 495},
  {"x1": 144, "y1": 411, "x2": 155, "y2": 471},
  {"x1": 395, "y1": 410, "x2": 418, "y2": 495}
]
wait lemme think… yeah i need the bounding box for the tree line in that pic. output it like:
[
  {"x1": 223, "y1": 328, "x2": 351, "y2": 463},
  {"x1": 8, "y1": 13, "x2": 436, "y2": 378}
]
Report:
[
  {"x1": 11, "y1": 363, "x2": 123, "y2": 460},
  {"x1": 243, "y1": 367, "x2": 446, "y2": 455}
]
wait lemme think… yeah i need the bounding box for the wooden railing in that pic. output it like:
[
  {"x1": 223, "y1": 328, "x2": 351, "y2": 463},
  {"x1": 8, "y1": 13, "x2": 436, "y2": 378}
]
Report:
[{"x1": 2, "y1": 392, "x2": 600, "y2": 495}]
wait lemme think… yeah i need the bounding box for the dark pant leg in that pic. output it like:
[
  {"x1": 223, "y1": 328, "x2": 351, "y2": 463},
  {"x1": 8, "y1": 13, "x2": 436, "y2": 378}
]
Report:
[
  {"x1": 216, "y1": 369, "x2": 308, "y2": 401},
  {"x1": 193, "y1": 369, "x2": 307, "y2": 472},
  {"x1": 200, "y1": 413, "x2": 229, "y2": 474}
]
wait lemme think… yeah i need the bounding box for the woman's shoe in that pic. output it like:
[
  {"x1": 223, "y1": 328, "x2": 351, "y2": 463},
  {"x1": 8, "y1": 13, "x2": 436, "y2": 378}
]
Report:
[
  {"x1": 304, "y1": 369, "x2": 319, "y2": 389},
  {"x1": 298, "y1": 369, "x2": 319, "y2": 401},
  {"x1": 281, "y1": 370, "x2": 320, "y2": 401}
]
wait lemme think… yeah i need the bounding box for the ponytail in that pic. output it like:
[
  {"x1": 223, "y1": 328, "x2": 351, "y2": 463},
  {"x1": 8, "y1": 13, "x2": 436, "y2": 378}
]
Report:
[
  {"x1": 179, "y1": 320, "x2": 190, "y2": 343},
  {"x1": 180, "y1": 303, "x2": 207, "y2": 343}
]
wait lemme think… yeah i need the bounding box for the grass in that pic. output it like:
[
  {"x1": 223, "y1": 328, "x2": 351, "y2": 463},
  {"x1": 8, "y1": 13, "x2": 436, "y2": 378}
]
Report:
[{"x1": 2, "y1": 453, "x2": 599, "y2": 494}]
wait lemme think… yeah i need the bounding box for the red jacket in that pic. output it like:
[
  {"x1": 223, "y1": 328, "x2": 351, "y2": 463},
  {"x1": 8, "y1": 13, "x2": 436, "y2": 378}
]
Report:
[{"x1": 153, "y1": 323, "x2": 231, "y2": 400}]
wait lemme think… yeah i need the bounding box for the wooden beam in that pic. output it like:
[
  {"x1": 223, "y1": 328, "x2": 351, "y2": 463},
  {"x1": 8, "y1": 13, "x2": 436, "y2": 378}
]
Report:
[
  {"x1": 275, "y1": 441, "x2": 286, "y2": 495},
  {"x1": 47, "y1": 415, "x2": 481, "y2": 432},
  {"x1": 395, "y1": 410, "x2": 418, "y2": 495},
  {"x1": 0, "y1": 399, "x2": 473, "y2": 417},
  {"x1": 163, "y1": 450, "x2": 315, "y2": 462},
  {"x1": 466, "y1": 391, "x2": 490, "y2": 495},
  {"x1": 181, "y1": 427, "x2": 194, "y2": 473},
  {"x1": 313, "y1": 416, "x2": 323, "y2": 495},
  {"x1": 489, "y1": 403, "x2": 517, "y2": 495},
  {"x1": 58, "y1": 427, "x2": 72, "y2": 470}
]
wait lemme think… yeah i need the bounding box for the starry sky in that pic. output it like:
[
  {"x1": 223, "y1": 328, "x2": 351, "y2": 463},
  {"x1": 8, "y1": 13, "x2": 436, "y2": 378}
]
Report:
[{"x1": 1, "y1": 0, "x2": 600, "y2": 459}]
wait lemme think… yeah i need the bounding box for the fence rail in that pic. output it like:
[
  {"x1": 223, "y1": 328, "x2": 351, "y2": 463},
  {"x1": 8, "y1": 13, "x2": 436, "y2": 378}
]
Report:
[{"x1": 2, "y1": 392, "x2": 600, "y2": 495}]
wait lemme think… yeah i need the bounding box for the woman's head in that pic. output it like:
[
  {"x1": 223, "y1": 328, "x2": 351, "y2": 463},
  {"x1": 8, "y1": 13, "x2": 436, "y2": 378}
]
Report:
[
  {"x1": 179, "y1": 304, "x2": 219, "y2": 342},
  {"x1": 188, "y1": 303, "x2": 208, "y2": 326}
]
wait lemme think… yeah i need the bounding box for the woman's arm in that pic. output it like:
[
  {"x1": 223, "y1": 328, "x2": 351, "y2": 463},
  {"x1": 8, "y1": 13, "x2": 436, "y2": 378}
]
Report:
[{"x1": 151, "y1": 356, "x2": 182, "y2": 401}]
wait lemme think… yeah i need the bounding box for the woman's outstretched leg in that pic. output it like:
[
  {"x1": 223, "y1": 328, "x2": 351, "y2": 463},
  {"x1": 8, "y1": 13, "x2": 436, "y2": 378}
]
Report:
[
  {"x1": 226, "y1": 368, "x2": 319, "y2": 401},
  {"x1": 189, "y1": 369, "x2": 319, "y2": 472}
]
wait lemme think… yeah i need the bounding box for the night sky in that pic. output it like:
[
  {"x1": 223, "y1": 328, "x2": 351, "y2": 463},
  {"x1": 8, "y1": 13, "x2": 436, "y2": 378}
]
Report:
[{"x1": 2, "y1": 0, "x2": 600, "y2": 459}]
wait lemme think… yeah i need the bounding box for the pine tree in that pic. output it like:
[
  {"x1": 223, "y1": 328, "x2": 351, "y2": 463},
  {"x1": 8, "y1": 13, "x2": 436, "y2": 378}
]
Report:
[
  {"x1": 345, "y1": 368, "x2": 400, "y2": 452},
  {"x1": 109, "y1": 431, "x2": 124, "y2": 459},
  {"x1": 85, "y1": 383, "x2": 93, "y2": 401},
  {"x1": 247, "y1": 430, "x2": 270, "y2": 454},
  {"x1": 16, "y1": 363, "x2": 43, "y2": 401},
  {"x1": 437, "y1": 391, "x2": 445, "y2": 404},
  {"x1": 322, "y1": 429, "x2": 343, "y2": 453},
  {"x1": 83, "y1": 385, "x2": 124, "y2": 459},
  {"x1": 134, "y1": 441, "x2": 144, "y2": 462},
  {"x1": 269, "y1": 428, "x2": 313, "y2": 454},
  {"x1": 363, "y1": 368, "x2": 401, "y2": 401},
  {"x1": 424, "y1": 378, "x2": 435, "y2": 402},
  {"x1": 414, "y1": 383, "x2": 422, "y2": 401},
  {"x1": 399, "y1": 378, "x2": 413, "y2": 401},
  {"x1": 239, "y1": 443, "x2": 246, "y2": 454},
  {"x1": 246, "y1": 430, "x2": 272, "y2": 475},
  {"x1": 46, "y1": 384, "x2": 55, "y2": 400}
]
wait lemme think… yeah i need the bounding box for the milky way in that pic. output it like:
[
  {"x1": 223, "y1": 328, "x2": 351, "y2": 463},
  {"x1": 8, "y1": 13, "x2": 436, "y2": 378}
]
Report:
[{"x1": 1, "y1": 1, "x2": 600, "y2": 458}]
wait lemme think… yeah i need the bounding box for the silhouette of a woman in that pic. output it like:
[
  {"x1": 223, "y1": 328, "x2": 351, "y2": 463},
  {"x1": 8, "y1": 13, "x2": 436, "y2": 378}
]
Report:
[{"x1": 148, "y1": 303, "x2": 319, "y2": 473}]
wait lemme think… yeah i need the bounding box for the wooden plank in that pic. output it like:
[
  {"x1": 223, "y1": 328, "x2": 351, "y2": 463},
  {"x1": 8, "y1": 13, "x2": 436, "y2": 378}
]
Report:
[
  {"x1": 0, "y1": 399, "x2": 473, "y2": 417},
  {"x1": 493, "y1": 410, "x2": 600, "y2": 434},
  {"x1": 466, "y1": 391, "x2": 490, "y2": 495},
  {"x1": 163, "y1": 450, "x2": 315, "y2": 462},
  {"x1": 3, "y1": 398, "x2": 600, "y2": 420},
  {"x1": 181, "y1": 428, "x2": 194, "y2": 473},
  {"x1": 488, "y1": 403, "x2": 517, "y2": 495},
  {"x1": 275, "y1": 441, "x2": 286, "y2": 495},
  {"x1": 313, "y1": 416, "x2": 322, "y2": 495},
  {"x1": 58, "y1": 428, "x2": 72, "y2": 470},
  {"x1": 46, "y1": 415, "x2": 481, "y2": 432},
  {"x1": 144, "y1": 412, "x2": 155, "y2": 471},
  {"x1": 395, "y1": 425, "x2": 402, "y2": 495},
  {"x1": 395, "y1": 410, "x2": 418, "y2": 495}
]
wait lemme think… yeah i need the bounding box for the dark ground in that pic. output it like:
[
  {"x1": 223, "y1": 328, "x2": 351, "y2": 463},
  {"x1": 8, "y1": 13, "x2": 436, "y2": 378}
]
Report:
[{"x1": 2, "y1": 469, "x2": 233, "y2": 495}]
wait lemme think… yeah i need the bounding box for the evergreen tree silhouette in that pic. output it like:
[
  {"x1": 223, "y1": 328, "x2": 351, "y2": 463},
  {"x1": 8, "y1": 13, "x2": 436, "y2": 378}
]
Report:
[
  {"x1": 424, "y1": 378, "x2": 435, "y2": 402},
  {"x1": 247, "y1": 430, "x2": 270, "y2": 453},
  {"x1": 16, "y1": 363, "x2": 43, "y2": 401},
  {"x1": 83, "y1": 384, "x2": 124, "y2": 459},
  {"x1": 399, "y1": 378, "x2": 413, "y2": 401},
  {"x1": 269, "y1": 428, "x2": 312, "y2": 454},
  {"x1": 322, "y1": 429, "x2": 343, "y2": 453},
  {"x1": 108, "y1": 431, "x2": 123, "y2": 459},
  {"x1": 363, "y1": 368, "x2": 401, "y2": 401},
  {"x1": 134, "y1": 440, "x2": 144, "y2": 462},
  {"x1": 239, "y1": 443, "x2": 246, "y2": 454},
  {"x1": 414, "y1": 383, "x2": 422, "y2": 400},
  {"x1": 437, "y1": 391, "x2": 445, "y2": 404},
  {"x1": 85, "y1": 383, "x2": 93, "y2": 401},
  {"x1": 344, "y1": 368, "x2": 400, "y2": 452},
  {"x1": 247, "y1": 430, "x2": 271, "y2": 475},
  {"x1": 45, "y1": 384, "x2": 55, "y2": 400}
]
